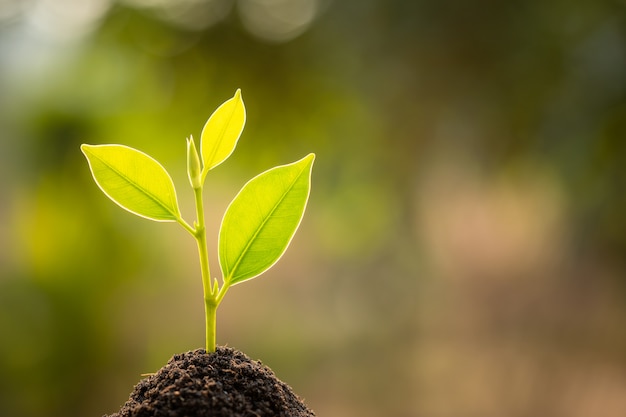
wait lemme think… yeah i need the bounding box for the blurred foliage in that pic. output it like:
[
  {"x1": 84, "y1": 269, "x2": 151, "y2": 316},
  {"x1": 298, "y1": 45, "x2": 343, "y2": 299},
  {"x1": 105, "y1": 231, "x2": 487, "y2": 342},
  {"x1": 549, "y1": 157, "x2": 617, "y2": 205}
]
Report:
[{"x1": 1, "y1": 0, "x2": 625, "y2": 416}]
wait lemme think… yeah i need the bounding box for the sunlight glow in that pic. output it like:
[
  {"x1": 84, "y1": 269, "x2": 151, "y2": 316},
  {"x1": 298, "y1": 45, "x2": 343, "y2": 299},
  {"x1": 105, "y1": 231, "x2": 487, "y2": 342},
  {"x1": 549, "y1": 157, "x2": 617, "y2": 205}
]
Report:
[
  {"x1": 121, "y1": 0, "x2": 234, "y2": 31},
  {"x1": 25, "y1": 0, "x2": 111, "y2": 42},
  {"x1": 0, "y1": 0, "x2": 27, "y2": 23},
  {"x1": 238, "y1": 0, "x2": 318, "y2": 42}
]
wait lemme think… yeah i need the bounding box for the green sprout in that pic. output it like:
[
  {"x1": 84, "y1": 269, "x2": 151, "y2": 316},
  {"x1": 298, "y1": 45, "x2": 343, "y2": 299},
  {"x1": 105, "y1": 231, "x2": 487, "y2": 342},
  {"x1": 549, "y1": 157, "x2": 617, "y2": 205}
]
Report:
[{"x1": 81, "y1": 90, "x2": 315, "y2": 353}]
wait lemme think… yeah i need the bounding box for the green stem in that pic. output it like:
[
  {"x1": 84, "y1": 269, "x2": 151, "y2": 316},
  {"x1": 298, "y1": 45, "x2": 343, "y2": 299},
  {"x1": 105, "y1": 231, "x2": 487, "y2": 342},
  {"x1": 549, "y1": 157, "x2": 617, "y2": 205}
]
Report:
[
  {"x1": 192, "y1": 185, "x2": 217, "y2": 352},
  {"x1": 216, "y1": 281, "x2": 230, "y2": 305},
  {"x1": 205, "y1": 299, "x2": 217, "y2": 353},
  {"x1": 194, "y1": 187, "x2": 212, "y2": 295},
  {"x1": 176, "y1": 216, "x2": 196, "y2": 236}
]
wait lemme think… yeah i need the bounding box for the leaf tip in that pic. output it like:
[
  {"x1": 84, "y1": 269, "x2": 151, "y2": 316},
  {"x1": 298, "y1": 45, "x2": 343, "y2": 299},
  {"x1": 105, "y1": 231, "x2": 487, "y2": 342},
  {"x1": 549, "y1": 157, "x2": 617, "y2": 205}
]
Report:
[
  {"x1": 234, "y1": 89, "x2": 245, "y2": 117},
  {"x1": 301, "y1": 153, "x2": 316, "y2": 169}
]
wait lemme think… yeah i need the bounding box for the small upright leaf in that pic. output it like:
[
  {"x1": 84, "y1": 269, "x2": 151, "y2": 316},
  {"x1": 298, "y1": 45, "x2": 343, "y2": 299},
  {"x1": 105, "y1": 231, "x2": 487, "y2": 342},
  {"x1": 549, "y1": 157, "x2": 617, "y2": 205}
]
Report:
[
  {"x1": 219, "y1": 154, "x2": 315, "y2": 285},
  {"x1": 81, "y1": 144, "x2": 181, "y2": 222},
  {"x1": 186, "y1": 136, "x2": 202, "y2": 189},
  {"x1": 201, "y1": 89, "x2": 246, "y2": 178}
]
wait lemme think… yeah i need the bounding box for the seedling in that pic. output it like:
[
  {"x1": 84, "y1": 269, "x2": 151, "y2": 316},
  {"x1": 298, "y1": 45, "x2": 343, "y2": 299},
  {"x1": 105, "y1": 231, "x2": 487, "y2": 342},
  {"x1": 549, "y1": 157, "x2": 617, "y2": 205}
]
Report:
[{"x1": 81, "y1": 90, "x2": 315, "y2": 353}]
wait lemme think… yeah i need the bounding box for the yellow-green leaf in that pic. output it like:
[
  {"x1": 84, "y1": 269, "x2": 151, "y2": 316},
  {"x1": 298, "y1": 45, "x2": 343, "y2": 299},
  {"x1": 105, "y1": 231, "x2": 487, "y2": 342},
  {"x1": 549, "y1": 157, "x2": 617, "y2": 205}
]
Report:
[
  {"x1": 219, "y1": 154, "x2": 315, "y2": 285},
  {"x1": 81, "y1": 144, "x2": 181, "y2": 222},
  {"x1": 201, "y1": 89, "x2": 246, "y2": 178}
]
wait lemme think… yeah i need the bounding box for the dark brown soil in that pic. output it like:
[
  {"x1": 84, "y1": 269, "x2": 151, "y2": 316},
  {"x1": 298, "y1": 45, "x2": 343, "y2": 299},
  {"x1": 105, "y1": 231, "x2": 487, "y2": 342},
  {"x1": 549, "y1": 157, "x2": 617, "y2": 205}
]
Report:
[{"x1": 105, "y1": 346, "x2": 315, "y2": 417}]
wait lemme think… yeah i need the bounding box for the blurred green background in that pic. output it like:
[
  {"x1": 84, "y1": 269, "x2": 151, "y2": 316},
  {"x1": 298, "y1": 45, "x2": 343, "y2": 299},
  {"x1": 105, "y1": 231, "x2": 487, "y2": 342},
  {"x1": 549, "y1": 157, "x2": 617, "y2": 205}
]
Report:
[{"x1": 1, "y1": 0, "x2": 625, "y2": 416}]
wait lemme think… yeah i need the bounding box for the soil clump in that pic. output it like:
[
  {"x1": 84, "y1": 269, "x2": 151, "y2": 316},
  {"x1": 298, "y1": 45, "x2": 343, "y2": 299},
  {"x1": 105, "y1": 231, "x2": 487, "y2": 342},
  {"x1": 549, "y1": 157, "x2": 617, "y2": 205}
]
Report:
[{"x1": 106, "y1": 346, "x2": 315, "y2": 417}]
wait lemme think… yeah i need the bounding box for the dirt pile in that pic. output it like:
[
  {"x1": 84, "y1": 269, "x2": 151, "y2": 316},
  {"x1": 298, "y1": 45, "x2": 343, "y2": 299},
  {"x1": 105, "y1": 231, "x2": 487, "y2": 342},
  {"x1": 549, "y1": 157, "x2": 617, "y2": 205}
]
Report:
[{"x1": 106, "y1": 346, "x2": 315, "y2": 417}]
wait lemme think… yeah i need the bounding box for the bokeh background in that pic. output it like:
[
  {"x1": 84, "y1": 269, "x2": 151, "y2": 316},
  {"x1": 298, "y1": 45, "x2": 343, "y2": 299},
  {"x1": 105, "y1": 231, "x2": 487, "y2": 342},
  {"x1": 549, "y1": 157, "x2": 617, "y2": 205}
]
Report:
[{"x1": 1, "y1": 0, "x2": 625, "y2": 416}]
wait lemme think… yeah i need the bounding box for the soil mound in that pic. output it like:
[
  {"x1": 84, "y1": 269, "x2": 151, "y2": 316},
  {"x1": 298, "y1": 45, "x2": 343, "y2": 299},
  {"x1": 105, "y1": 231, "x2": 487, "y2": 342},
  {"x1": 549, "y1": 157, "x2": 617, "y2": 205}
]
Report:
[{"x1": 106, "y1": 346, "x2": 315, "y2": 417}]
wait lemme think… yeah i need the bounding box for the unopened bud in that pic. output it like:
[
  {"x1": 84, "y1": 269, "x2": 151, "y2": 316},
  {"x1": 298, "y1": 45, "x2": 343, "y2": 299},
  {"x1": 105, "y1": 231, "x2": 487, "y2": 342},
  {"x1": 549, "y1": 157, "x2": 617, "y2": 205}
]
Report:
[{"x1": 187, "y1": 136, "x2": 202, "y2": 189}]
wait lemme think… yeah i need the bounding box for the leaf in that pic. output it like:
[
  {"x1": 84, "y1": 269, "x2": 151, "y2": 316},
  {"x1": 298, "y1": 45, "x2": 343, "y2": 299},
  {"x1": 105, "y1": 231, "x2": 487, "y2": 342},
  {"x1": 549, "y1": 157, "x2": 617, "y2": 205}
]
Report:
[
  {"x1": 219, "y1": 154, "x2": 315, "y2": 285},
  {"x1": 81, "y1": 144, "x2": 181, "y2": 222},
  {"x1": 201, "y1": 89, "x2": 246, "y2": 178}
]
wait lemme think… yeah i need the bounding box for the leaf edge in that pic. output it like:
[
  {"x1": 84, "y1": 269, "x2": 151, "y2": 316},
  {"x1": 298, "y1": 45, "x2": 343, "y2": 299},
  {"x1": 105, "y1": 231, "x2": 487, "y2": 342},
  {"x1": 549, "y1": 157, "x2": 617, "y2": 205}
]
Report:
[
  {"x1": 219, "y1": 152, "x2": 316, "y2": 286},
  {"x1": 81, "y1": 143, "x2": 182, "y2": 223}
]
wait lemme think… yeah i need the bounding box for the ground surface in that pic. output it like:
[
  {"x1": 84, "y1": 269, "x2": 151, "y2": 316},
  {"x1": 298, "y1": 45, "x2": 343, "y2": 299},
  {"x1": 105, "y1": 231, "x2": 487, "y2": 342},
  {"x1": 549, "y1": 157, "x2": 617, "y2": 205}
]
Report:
[{"x1": 105, "y1": 346, "x2": 315, "y2": 417}]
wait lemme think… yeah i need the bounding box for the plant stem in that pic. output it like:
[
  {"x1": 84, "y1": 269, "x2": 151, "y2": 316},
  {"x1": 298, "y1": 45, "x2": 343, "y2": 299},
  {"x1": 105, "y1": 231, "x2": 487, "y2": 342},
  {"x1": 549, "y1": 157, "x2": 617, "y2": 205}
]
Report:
[
  {"x1": 194, "y1": 187, "x2": 212, "y2": 295},
  {"x1": 176, "y1": 216, "x2": 196, "y2": 236},
  {"x1": 216, "y1": 281, "x2": 230, "y2": 305},
  {"x1": 205, "y1": 299, "x2": 217, "y2": 353},
  {"x1": 192, "y1": 185, "x2": 217, "y2": 352}
]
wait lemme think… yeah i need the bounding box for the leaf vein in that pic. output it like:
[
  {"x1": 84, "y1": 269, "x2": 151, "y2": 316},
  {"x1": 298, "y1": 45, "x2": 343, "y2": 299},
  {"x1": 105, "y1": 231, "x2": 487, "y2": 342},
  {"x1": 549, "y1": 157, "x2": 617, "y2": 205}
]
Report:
[
  {"x1": 227, "y1": 164, "x2": 308, "y2": 282},
  {"x1": 91, "y1": 152, "x2": 178, "y2": 219}
]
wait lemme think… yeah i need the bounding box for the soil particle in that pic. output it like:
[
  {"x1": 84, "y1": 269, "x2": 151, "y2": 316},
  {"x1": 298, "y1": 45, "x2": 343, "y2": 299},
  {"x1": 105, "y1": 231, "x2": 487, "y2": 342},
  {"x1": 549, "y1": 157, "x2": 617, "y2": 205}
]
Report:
[{"x1": 105, "y1": 346, "x2": 315, "y2": 417}]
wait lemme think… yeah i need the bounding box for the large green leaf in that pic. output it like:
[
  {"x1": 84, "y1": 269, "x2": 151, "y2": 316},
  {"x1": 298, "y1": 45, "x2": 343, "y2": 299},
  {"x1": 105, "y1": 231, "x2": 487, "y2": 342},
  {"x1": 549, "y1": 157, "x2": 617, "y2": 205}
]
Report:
[
  {"x1": 219, "y1": 154, "x2": 315, "y2": 285},
  {"x1": 81, "y1": 144, "x2": 181, "y2": 222},
  {"x1": 201, "y1": 89, "x2": 246, "y2": 179}
]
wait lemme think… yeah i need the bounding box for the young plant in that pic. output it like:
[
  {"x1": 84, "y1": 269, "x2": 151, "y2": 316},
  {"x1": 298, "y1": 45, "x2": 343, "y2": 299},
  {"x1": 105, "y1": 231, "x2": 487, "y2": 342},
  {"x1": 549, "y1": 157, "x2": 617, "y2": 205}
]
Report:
[{"x1": 81, "y1": 90, "x2": 315, "y2": 353}]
